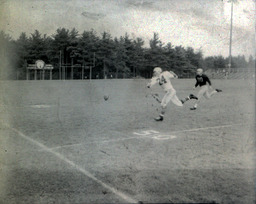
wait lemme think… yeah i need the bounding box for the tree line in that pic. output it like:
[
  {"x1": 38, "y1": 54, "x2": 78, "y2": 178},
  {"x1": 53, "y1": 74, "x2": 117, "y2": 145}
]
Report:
[{"x1": 0, "y1": 28, "x2": 254, "y2": 79}]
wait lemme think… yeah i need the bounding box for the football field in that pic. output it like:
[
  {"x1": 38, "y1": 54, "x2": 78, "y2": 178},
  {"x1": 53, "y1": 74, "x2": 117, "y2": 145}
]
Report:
[{"x1": 0, "y1": 78, "x2": 255, "y2": 203}]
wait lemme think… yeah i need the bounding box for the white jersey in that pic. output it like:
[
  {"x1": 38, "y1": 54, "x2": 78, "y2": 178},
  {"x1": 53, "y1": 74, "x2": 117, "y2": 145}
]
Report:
[{"x1": 148, "y1": 71, "x2": 176, "y2": 91}]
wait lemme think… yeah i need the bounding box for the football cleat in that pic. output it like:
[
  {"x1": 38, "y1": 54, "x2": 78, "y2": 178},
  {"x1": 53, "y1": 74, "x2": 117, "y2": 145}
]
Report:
[
  {"x1": 154, "y1": 116, "x2": 164, "y2": 121},
  {"x1": 190, "y1": 107, "x2": 197, "y2": 110},
  {"x1": 180, "y1": 99, "x2": 185, "y2": 104},
  {"x1": 189, "y1": 94, "x2": 198, "y2": 100},
  {"x1": 215, "y1": 89, "x2": 222, "y2": 92}
]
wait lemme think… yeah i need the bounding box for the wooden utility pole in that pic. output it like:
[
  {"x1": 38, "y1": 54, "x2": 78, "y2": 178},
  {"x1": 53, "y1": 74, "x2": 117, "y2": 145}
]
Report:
[
  {"x1": 228, "y1": 0, "x2": 234, "y2": 76},
  {"x1": 59, "y1": 50, "x2": 62, "y2": 80}
]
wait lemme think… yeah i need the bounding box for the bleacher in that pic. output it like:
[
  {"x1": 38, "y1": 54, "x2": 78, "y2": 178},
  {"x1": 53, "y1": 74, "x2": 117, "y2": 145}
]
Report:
[{"x1": 204, "y1": 68, "x2": 255, "y2": 79}]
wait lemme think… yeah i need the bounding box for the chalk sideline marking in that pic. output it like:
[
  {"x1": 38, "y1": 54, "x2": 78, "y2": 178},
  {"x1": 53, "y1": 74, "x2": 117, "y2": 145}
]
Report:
[{"x1": 3, "y1": 123, "x2": 137, "y2": 204}]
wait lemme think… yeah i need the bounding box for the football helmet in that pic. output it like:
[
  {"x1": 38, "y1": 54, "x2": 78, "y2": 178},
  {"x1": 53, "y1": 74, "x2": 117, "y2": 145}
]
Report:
[
  {"x1": 153, "y1": 67, "x2": 162, "y2": 76},
  {"x1": 196, "y1": 68, "x2": 203, "y2": 75}
]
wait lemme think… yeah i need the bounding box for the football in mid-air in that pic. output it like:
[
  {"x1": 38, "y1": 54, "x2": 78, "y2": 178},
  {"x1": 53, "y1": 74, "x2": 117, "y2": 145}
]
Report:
[{"x1": 104, "y1": 95, "x2": 109, "y2": 101}]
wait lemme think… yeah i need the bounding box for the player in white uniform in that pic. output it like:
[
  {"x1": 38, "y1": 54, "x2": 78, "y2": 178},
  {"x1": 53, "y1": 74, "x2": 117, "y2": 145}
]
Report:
[{"x1": 147, "y1": 67, "x2": 197, "y2": 121}]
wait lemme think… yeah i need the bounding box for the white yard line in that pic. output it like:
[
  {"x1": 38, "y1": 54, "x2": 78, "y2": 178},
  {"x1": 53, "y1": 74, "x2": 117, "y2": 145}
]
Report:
[
  {"x1": 0, "y1": 104, "x2": 56, "y2": 108},
  {"x1": 3, "y1": 123, "x2": 138, "y2": 204},
  {"x1": 48, "y1": 132, "x2": 155, "y2": 150},
  {"x1": 44, "y1": 122, "x2": 251, "y2": 150},
  {"x1": 169, "y1": 122, "x2": 249, "y2": 134}
]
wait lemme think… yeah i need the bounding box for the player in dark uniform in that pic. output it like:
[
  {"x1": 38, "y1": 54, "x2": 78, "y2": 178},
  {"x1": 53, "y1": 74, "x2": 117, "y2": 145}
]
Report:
[{"x1": 190, "y1": 68, "x2": 222, "y2": 110}]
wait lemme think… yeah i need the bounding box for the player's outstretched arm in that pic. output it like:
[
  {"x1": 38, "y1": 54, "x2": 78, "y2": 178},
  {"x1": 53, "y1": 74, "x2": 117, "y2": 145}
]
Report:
[
  {"x1": 169, "y1": 71, "x2": 178, "y2": 79},
  {"x1": 147, "y1": 77, "x2": 158, "y2": 88},
  {"x1": 205, "y1": 75, "x2": 212, "y2": 86},
  {"x1": 194, "y1": 80, "x2": 199, "y2": 88}
]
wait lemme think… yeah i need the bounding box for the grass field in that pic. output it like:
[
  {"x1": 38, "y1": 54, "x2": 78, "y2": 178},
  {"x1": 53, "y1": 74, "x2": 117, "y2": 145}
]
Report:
[{"x1": 0, "y1": 78, "x2": 255, "y2": 204}]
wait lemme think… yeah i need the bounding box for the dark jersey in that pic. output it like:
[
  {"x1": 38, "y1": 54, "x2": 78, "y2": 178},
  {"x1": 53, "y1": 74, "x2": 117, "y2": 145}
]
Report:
[{"x1": 195, "y1": 74, "x2": 211, "y2": 87}]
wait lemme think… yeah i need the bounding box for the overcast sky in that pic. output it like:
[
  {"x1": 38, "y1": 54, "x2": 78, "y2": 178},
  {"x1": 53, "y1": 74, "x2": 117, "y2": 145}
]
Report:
[{"x1": 0, "y1": 0, "x2": 255, "y2": 58}]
